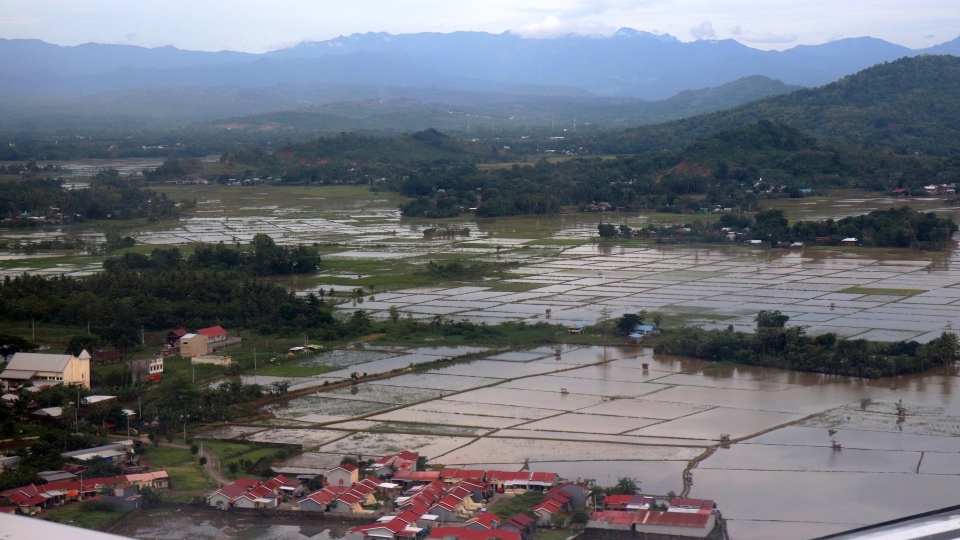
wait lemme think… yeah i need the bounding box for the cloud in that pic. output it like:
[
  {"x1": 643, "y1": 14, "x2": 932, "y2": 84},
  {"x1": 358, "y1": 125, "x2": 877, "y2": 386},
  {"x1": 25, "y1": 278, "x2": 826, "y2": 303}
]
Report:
[
  {"x1": 925, "y1": 34, "x2": 936, "y2": 39},
  {"x1": 690, "y1": 21, "x2": 715, "y2": 41},
  {"x1": 0, "y1": 17, "x2": 36, "y2": 26},
  {"x1": 730, "y1": 25, "x2": 797, "y2": 44},
  {"x1": 513, "y1": 16, "x2": 616, "y2": 39}
]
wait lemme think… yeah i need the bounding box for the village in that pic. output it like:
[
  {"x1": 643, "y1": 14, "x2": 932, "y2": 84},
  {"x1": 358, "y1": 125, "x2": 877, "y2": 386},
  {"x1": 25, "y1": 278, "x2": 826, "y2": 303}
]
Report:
[{"x1": 1, "y1": 441, "x2": 723, "y2": 540}]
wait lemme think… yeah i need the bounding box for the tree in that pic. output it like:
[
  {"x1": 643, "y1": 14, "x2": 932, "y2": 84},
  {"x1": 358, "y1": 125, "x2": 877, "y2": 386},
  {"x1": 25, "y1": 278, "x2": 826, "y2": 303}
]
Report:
[
  {"x1": 228, "y1": 462, "x2": 239, "y2": 474},
  {"x1": 617, "y1": 313, "x2": 642, "y2": 335},
  {"x1": 610, "y1": 477, "x2": 640, "y2": 495},
  {"x1": 190, "y1": 444, "x2": 199, "y2": 455},
  {"x1": 199, "y1": 456, "x2": 207, "y2": 466},
  {"x1": 598, "y1": 223, "x2": 617, "y2": 238},
  {"x1": 570, "y1": 507, "x2": 590, "y2": 527},
  {"x1": 755, "y1": 310, "x2": 789, "y2": 328},
  {"x1": 388, "y1": 305, "x2": 400, "y2": 324}
]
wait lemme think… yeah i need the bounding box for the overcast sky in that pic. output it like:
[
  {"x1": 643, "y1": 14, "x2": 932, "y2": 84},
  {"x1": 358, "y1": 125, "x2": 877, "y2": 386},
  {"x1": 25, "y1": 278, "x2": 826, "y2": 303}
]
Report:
[{"x1": 1, "y1": 0, "x2": 958, "y2": 53}]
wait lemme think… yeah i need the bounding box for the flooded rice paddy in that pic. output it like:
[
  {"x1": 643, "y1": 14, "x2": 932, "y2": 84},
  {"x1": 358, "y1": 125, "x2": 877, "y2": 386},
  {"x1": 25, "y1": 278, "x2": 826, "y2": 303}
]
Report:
[
  {"x1": 187, "y1": 344, "x2": 960, "y2": 540},
  {"x1": 8, "y1": 184, "x2": 960, "y2": 538}
]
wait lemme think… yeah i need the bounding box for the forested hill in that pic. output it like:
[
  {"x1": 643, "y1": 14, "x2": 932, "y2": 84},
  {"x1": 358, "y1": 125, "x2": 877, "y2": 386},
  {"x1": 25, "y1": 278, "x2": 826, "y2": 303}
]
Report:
[
  {"x1": 594, "y1": 55, "x2": 960, "y2": 156},
  {"x1": 225, "y1": 129, "x2": 513, "y2": 170}
]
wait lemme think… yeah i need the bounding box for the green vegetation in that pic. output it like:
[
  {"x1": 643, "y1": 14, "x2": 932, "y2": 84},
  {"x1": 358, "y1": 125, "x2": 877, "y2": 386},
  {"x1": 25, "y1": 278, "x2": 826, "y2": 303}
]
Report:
[
  {"x1": 838, "y1": 287, "x2": 926, "y2": 297},
  {"x1": 42, "y1": 500, "x2": 128, "y2": 530},
  {"x1": 0, "y1": 171, "x2": 188, "y2": 222},
  {"x1": 140, "y1": 445, "x2": 216, "y2": 494},
  {"x1": 595, "y1": 55, "x2": 960, "y2": 157},
  {"x1": 654, "y1": 320, "x2": 960, "y2": 378},
  {"x1": 490, "y1": 490, "x2": 545, "y2": 519},
  {"x1": 419, "y1": 260, "x2": 519, "y2": 280}
]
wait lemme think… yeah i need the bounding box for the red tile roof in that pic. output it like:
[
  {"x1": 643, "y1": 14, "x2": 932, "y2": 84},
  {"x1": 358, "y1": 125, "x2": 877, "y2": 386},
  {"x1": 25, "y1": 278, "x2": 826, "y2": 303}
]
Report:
[
  {"x1": 334, "y1": 463, "x2": 359, "y2": 473},
  {"x1": 429, "y1": 528, "x2": 520, "y2": 540},
  {"x1": 197, "y1": 325, "x2": 227, "y2": 338},
  {"x1": 394, "y1": 470, "x2": 441, "y2": 482},
  {"x1": 533, "y1": 489, "x2": 571, "y2": 515},
  {"x1": 604, "y1": 495, "x2": 633, "y2": 505},
  {"x1": 505, "y1": 513, "x2": 535, "y2": 529},
  {"x1": 634, "y1": 510, "x2": 711, "y2": 528},
  {"x1": 465, "y1": 512, "x2": 500, "y2": 529}
]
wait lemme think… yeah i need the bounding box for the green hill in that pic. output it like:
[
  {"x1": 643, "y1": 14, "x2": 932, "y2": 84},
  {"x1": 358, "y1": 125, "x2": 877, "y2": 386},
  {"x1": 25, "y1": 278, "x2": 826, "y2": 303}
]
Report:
[{"x1": 594, "y1": 55, "x2": 960, "y2": 156}]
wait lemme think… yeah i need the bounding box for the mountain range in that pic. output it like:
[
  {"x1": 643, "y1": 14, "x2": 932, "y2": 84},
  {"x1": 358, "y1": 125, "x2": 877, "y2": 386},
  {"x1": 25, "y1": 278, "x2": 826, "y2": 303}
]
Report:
[{"x1": 2, "y1": 30, "x2": 959, "y2": 99}]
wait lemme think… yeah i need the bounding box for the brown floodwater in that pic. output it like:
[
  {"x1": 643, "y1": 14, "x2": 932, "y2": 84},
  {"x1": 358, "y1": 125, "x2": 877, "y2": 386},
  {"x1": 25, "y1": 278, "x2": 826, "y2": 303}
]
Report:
[{"x1": 109, "y1": 508, "x2": 352, "y2": 540}]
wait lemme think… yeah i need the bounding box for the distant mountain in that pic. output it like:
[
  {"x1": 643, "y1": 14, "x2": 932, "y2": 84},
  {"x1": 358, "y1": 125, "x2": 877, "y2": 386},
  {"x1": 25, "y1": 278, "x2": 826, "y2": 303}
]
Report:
[
  {"x1": 0, "y1": 76, "x2": 800, "y2": 134},
  {"x1": 593, "y1": 55, "x2": 960, "y2": 156},
  {"x1": 1, "y1": 31, "x2": 957, "y2": 99}
]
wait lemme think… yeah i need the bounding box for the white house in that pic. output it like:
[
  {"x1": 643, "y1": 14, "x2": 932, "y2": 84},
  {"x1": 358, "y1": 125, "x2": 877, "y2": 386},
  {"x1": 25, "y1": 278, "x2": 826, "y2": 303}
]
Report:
[{"x1": 328, "y1": 463, "x2": 359, "y2": 488}]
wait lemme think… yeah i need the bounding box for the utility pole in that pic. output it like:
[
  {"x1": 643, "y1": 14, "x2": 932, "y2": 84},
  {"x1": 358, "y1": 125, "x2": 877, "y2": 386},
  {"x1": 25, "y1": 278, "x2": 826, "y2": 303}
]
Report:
[
  {"x1": 87, "y1": 320, "x2": 90, "y2": 336},
  {"x1": 254, "y1": 348, "x2": 257, "y2": 385},
  {"x1": 141, "y1": 326, "x2": 145, "y2": 345},
  {"x1": 138, "y1": 396, "x2": 142, "y2": 421},
  {"x1": 192, "y1": 358, "x2": 195, "y2": 383},
  {"x1": 31, "y1": 319, "x2": 35, "y2": 339},
  {"x1": 76, "y1": 390, "x2": 80, "y2": 434}
]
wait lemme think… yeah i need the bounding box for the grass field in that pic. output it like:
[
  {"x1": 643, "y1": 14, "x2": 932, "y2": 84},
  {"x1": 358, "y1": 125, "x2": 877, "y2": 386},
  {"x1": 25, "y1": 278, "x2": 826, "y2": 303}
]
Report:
[
  {"x1": 141, "y1": 445, "x2": 216, "y2": 494},
  {"x1": 42, "y1": 503, "x2": 128, "y2": 530}
]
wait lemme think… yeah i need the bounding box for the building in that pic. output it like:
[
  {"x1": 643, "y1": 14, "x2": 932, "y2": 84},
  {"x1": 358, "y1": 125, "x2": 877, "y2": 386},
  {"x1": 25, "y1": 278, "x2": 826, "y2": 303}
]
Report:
[
  {"x1": 532, "y1": 489, "x2": 571, "y2": 525},
  {"x1": 328, "y1": 478, "x2": 380, "y2": 514},
  {"x1": 197, "y1": 326, "x2": 228, "y2": 345},
  {"x1": 100, "y1": 484, "x2": 142, "y2": 511},
  {"x1": 668, "y1": 498, "x2": 717, "y2": 514},
  {"x1": 498, "y1": 514, "x2": 535, "y2": 535},
  {"x1": 298, "y1": 486, "x2": 348, "y2": 512},
  {"x1": 179, "y1": 334, "x2": 209, "y2": 357},
  {"x1": 392, "y1": 470, "x2": 441, "y2": 484},
  {"x1": 0, "y1": 456, "x2": 20, "y2": 474},
  {"x1": 130, "y1": 357, "x2": 163, "y2": 383},
  {"x1": 61, "y1": 440, "x2": 134, "y2": 463},
  {"x1": 196, "y1": 326, "x2": 241, "y2": 352},
  {"x1": 548, "y1": 482, "x2": 590, "y2": 508},
  {"x1": 632, "y1": 510, "x2": 716, "y2": 538},
  {"x1": 369, "y1": 451, "x2": 419, "y2": 478},
  {"x1": 165, "y1": 329, "x2": 187, "y2": 347},
  {"x1": 588, "y1": 510, "x2": 635, "y2": 530},
  {"x1": 841, "y1": 237, "x2": 858, "y2": 246},
  {"x1": 328, "y1": 463, "x2": 360, "y2": 488},
  {"x1": 429, "y1": 528, "x2": 520, "y2": 540},
  {"x1": 347, "y1": 508, "x2": 427, "y2": 540},
  {"x1": 633, "y1": 324, "x2": 659, "y2": 337},
  {"x1": 207, "y1": 478, "x2": 260, "y2": 509},
  {"x1": 191, "y1": 355, "x2": 232, "y2": 366},
  {"x1": 464, "y1": 512, "x2": 500, "y2": 530},
  {"x1": 91, "y1": 349, "x2": 124, "y2": 366},
  {"x1": 0, "y1": 351, "x2": 90, "y2": 390},
  {"x1": 121, "y1": 471, "x2": 170, "y2": 490}
]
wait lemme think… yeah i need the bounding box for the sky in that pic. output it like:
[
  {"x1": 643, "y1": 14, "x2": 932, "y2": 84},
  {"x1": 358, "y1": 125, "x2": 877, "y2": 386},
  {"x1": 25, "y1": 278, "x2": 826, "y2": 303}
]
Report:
[{"x1": 0, "y1": 0, "x2": 958, "y2": 53}]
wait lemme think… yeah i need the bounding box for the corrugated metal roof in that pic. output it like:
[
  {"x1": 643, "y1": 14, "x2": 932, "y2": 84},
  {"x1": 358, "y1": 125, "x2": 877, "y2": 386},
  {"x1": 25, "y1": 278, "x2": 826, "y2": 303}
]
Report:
[
  {"x1": 634, "y1": 510, "x2": 710, "y2": 528},
  {"x1": 8, "y1": 353, "x2": 74, "y2": 373}
]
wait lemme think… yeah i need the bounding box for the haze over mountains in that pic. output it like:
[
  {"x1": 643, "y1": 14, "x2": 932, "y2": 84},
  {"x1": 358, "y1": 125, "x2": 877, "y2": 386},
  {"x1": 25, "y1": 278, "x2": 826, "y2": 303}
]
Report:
[{"x1": 3, "y1": 30, "x2": 959, "y2": 99}]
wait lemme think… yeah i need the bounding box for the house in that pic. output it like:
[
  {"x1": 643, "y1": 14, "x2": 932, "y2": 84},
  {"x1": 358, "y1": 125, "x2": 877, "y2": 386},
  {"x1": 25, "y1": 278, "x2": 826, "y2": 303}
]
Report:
[
  {"x1": 499, "y1": 514, "x2": 535, "y2": 535},
  {"x1": 486, "y1": 471, "x2": 557, "y2": 493},
  {"x1": 841, "y1": 237, "x2": 858, "y2": 246},
  {"x1": 206, "y1": 478, "x2": 262, "y2": 509},
  {"x1": 465, "y1": 512, "x2": 500, "y2": 530},
  {"x1": 130, "y1": 357, "x2": 163, "y2": 383},
  {"x1": 627, "y1": 333, "x2": 643, "y2": 344},
  {"x1": 92, "y1": 349, "x2": 125, "y2": 366},
  {"x1": 891, "y1": 188, "x2": 910, "y2": 197},
  {"x1": 588, "y1": 510, "x2": 635, "y2": 530},
  {"x1": 548, "y1": 482, "x2": 590, "y2": 508},
  {"x1": 329, "y1": 478, "x2": 380, "y2": 514},
  {"x1": 567, "y1": 324, "x2": 584, "y2": 335},
  {"x1": 197, "y1": 326, "x2": 228, "y2": 345},
  {"x1": 633, "y1": 324, "x2": 659, "y2": 337},
  {"x1": 179, "y1": 334, "x2": 209, "y2": 357},
  {"x1": 369, "y1": 450, "x2": 419, "y2": 478},
  {"x1": 0, "y1": 351, "x2": 90, "y2": 390},
  {"x1": 166, "y1": 329, "x2": 187, "y2": 347},
  {"x1": 429, "y1": 528, "x2": 520, "y2": 540},
  {"x1": 347, "y1": 509, "x2": 426, "y2": 540},
  {"x1": 234, "y1": 485, "x2": 280, "y2": 509},
  {"x1": 121, "y1": 471, "x2": 169, "y2": 490},
  {"x1": 439, "y1": 468, "x2": 485, "y2": 485},
  {"x1": 532, "y1": 489, "x2": 571, "y2": 525},
  {"x1": 0, "y1": 475, "x2": 118, "y2": 514},
  {"x1": 197, "y1": 325, "x2": 241, "y2": 352},
  {"x1": 298, "y1": 485, "x2": 348, "y2": 512},
  {"x1": 632, "y1": 510, "x2": 716, "y2": 538},
  {"x1": 329, "y1": 463, "x2": 360, "y2": 488}
]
